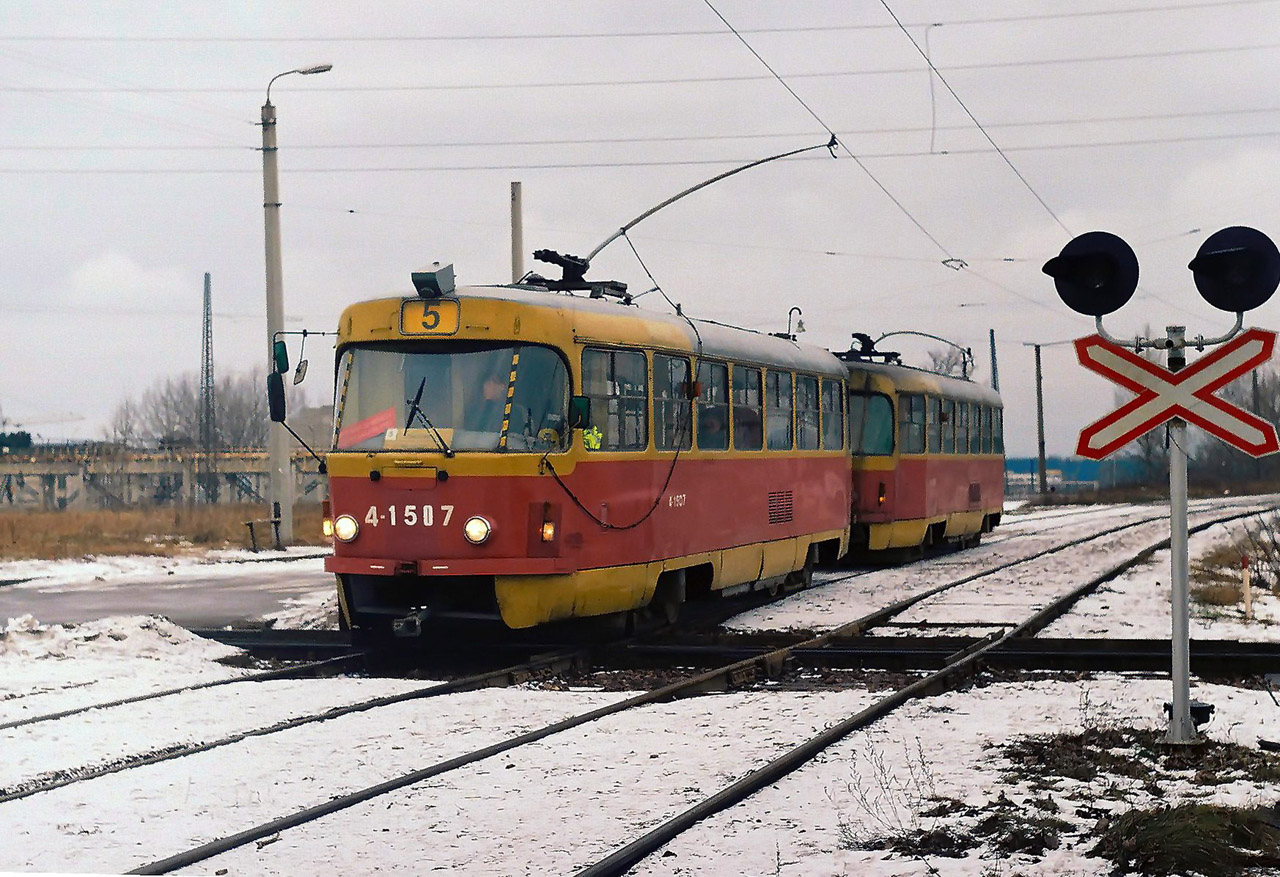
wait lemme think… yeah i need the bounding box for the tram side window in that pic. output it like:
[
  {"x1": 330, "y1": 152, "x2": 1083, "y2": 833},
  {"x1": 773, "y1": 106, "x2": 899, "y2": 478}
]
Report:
[
  {"x1": 582, "y1": 348, "x2": 648, "y2": 451},
  {"x1": 848, "y1": 392, "x2": 893, "y2": 455},
  {"x1": 941, "y1": 399, "x2": 956, "y2": 453},
  {"x1": 927, "y1": 396, "x2": 942, "y2": 454},
  {"x1": 955, "y1": 402, "x2": 970, "y2": 454},
  {"x1": 696, "y1": 360, "x2": 730, "y2": 450},
  {"x1": 821, "y1": 379, "x2": 845, "y2": 450},
  {"x1": 654, "y1": 354, "x2": 693, "y2": 450},
  {"x1": 796, "y1": 375, "x2": 820, "y2": 450},
  {"x1": 994, "y1": 407, "x2": 1005, "y2": 453},
  {"x1": 765, "y1": 370, "x2": 793, "y2": 450},
  {"x1": 898, "y1": 393, "x2": 926, "y2": 454},
  {"x1": 979, "y1": 405, "x2": 991, "y2": 454},
  {"x1": 732, "y1": 365, "x2": 763, "y2": 450}
]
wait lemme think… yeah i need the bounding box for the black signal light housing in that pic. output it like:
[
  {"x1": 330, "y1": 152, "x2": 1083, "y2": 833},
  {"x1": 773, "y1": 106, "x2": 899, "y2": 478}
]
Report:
[
  {"x1": 1188, "y1": 226, "x2": 1280, "y2": 313},
  {"x1": 1042, "y1": 231, "x2": 1140, "y2": 317}
]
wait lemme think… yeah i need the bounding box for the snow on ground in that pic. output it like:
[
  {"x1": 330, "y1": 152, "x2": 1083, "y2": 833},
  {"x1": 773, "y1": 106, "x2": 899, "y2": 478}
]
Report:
[
  {"x1": 2, "y1": 500, "x2": 1280, "y2": 874},
  {"x1": 262, "y1": 589, "x2": 340, "y2": 630},
  {"x1": 0, "y1": 614, "x2": 247, "y2": 720},
  {"x1": 1049, "y1": 516, "x2": 1280, "y2": 639},
  {"x1": 0, "y1": 546, "x2": 328, "y2": 589},
  {"x1": 0, "y1": 548, "x2": 334, "y2": 630},
  {"x1": 730, "y1": 498, "x2": 1280, "y2": 639},
  {"x1": 4, "y1": 617, "x2": 1277, "y2": 875},
  {"x1": 626, "y1": 675, "x2": 1280, "y2": 877}
]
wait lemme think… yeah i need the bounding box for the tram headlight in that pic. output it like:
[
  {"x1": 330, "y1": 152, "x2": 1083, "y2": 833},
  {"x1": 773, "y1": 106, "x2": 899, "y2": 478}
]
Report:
[
  {"x1": 462, "y1": 515, "x2": 492, "y2": 545},
  {"x1": 333, "y1": 514, "x2": 360, "y2": 543}
]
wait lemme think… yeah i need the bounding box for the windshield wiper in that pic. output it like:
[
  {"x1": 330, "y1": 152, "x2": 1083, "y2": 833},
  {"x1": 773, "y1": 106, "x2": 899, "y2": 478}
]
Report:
[{"x1": 404, "y1": 377, "x2": 454, "y2": 457}]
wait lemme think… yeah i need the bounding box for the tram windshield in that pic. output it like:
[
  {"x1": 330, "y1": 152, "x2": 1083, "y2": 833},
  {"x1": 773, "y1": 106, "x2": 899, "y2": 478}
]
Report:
[{"x1": 333, "y1": 343, "x2": 570, "y2": 453}]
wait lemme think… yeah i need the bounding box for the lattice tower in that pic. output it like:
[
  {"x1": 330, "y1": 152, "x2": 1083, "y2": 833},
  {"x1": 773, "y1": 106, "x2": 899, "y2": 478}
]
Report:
[{"x1": 198, "y1": 272, "x2": 218, "y2": 503}]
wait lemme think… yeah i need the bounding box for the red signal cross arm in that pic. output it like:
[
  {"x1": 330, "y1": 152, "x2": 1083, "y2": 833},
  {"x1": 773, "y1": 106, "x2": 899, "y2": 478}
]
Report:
[{"x1": 1074, "y1": 327, "x2": 1279, "y2": 460}]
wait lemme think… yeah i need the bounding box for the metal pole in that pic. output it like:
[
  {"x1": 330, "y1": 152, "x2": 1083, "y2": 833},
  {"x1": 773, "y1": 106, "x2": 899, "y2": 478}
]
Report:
[
  {"x1": 511, "y1": 181, "x2": 524, "y2": 283},
  {"x1": 1034, "y1": 344, "x2": 1047, "y2": 494},
  {"x1": 1167, "y1": 418, "x2": 1194, "y2": 741},
  {"x1": 988, "y1": 329, "x2": 999, "y2": 392},
  {"x1": 262, "y1": 99, "x2": 294, "y2": 544},
  {"x1": 1165, "y1": 325, "x2": 1195, "y2": 743}
]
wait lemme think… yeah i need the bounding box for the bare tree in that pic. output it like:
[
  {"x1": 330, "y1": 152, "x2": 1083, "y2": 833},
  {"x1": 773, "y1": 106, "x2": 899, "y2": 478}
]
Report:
[
  {"x1": 105, "y1": 397, "x2": 143, "y2": 448},
  {"x1": 140, "y1": 375, "x2": 200, "y2": 446},
  {"x1": 928, "y1": 346, "x2": 977, "y2": 379},
  {"x1": 217, "y1": 373, "x2": 269, "y2": 449},
  {"x1": 108, "y1": 371, "x2": 275, "y2": 449},
  {"x1": 1192, "y1": 364, "x2": 1280, "y2": 485}
]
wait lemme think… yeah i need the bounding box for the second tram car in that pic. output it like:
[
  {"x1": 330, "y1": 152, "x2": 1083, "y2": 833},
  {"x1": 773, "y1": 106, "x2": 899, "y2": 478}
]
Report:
[{"x1": 838, "y1": 343, "x2": 1004, "y2": 555}]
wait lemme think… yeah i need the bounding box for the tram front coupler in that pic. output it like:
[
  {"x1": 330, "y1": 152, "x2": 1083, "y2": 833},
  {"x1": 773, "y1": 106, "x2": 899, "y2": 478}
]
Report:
[{"x1": 392, "y1": 608, "x2": 432, "y2": 638}]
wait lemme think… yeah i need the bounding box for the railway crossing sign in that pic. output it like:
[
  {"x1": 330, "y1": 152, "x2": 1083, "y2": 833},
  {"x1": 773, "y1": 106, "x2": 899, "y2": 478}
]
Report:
[{"x1": 1074, "y1": 327, "x2": 1280, "y2": 460}]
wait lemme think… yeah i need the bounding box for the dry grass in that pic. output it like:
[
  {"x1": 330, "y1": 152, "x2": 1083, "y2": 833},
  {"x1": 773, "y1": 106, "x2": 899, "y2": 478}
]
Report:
[
  {"x1": 1091, "y1": 802, "x2": 1280, "y2": 876},
  {"x1": 1192, "y1": 582, "x2": 1245, "y2": 606},
  {"x1": 0, "y1": 504, "x2": 327, "y2": 560}
]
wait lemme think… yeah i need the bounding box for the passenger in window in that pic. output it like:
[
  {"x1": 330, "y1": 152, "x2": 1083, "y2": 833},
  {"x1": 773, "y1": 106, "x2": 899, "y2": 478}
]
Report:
[
  {"x1": 699, "y1": 408, "x2": 728, "y2": 449},
  {"x1": 733, "y1": 405, "x2": 762, "y2": 450}
]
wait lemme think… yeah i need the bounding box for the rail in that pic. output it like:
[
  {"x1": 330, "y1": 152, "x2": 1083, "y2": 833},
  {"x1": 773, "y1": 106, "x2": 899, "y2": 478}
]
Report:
[{"x1": 120, "y1": 502, "x2": 1274, "y2": 875}]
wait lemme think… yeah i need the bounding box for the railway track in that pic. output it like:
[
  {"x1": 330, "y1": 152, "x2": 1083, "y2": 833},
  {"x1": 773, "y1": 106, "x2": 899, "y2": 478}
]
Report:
[
  {"x1": 92, "y1": 500, "x2": 1273, "y2": 875},
  {"x1": 0, "y1": 653, "x2": 360, "y2": 733},
  {"x1": 607, "y1": 635, "x2": 1280, "y2": 675},
  {"x1": 0, "y1": 572, "x2": 801, "y2": 806}
]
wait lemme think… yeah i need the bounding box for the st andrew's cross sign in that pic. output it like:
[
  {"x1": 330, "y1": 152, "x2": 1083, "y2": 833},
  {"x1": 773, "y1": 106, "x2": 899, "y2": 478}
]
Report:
[{"x1": 1074, "y1": 327, "x2": 1280, "y2": 460}]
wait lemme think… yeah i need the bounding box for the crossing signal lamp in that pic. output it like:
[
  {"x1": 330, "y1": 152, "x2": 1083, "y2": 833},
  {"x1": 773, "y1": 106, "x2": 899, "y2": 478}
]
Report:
[
  {"x1": 1041, "y1": 231, "x2": 1139, "y2": 317},
  {"x1": 1188, "y1": 225, "x2": 1280, "y2": 313}
]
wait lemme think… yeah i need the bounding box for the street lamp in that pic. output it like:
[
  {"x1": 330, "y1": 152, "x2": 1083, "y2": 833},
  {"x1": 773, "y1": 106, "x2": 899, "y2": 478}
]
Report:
[{"x1": 261, "y1": 64, "x2": 331, "y2": 545}]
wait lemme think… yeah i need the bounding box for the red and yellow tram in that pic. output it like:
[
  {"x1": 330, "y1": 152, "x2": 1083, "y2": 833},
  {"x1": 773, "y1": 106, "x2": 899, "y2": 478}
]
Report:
[{"x1": 320, "y1": 267, "x2": 852, "y2": 637}]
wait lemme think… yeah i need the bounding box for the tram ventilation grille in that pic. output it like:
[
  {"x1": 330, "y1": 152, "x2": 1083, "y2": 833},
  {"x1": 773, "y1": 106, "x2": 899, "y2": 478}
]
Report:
[{"x1": 767, "y1": 491, "x2": 794, "y2": 524}]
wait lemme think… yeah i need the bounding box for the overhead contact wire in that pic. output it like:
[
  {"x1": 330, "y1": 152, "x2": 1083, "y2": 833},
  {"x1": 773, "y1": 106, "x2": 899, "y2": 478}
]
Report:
[
  {"x1": 879, "y1": 0, "x2": 1073, "y2": 239},
  {"x1": 700, "y1": 0, "x2": 957, "y2": 261}
]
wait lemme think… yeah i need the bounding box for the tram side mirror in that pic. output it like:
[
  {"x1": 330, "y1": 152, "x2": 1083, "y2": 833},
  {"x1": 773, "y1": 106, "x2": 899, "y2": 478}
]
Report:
[
  {"x1": 568, "y1": 395, "x2": 591, "y2": 430},
  {"x1": 1189, "y1": 226, "x2": 1280, "y2": 312},
  {"x1": 1042, "y1": 231, "x2": 1139, "y2": 317},
  {"x1": 272, "y1": 340, "x2": 290, "y2": 374},
  {"x1": 293, "y1": 359, "x2": 309, "y2": 386},
  {"x1": 267, "y1": 372, "x2": 287, "y2": 423}
]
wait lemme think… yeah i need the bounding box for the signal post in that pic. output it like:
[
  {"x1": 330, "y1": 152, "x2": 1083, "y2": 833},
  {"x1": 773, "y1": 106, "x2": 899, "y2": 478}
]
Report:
[{"x1": 1044, "y1": 227, "x2": 1280, "y2": 743}]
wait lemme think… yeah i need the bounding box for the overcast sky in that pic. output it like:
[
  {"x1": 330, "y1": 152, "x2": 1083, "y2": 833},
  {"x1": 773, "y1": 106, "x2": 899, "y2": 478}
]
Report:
[{"x1": 5, "y1": 0, "x2": 1280, "y2": 457}]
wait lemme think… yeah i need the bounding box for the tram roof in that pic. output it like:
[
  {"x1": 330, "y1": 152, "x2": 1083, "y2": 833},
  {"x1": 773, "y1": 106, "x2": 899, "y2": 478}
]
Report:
[
  {"x1": 842, "y1": 357, "x2": 1003, "y2": 406},
  {"x1": 344, "y1": 284, "x2": 848, "y2": 377}
]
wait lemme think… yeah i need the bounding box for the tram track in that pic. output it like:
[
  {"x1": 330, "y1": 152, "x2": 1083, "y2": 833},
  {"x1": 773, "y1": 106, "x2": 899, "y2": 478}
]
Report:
[
  {"x1": 0, "y1": 582, "x2": 789, "y2": 806},
  {"x1": 608, "y1": 636, "x2": 1280, "y2": 675},
  {"x1": 0, "y1": 647, "x2": 586, "y2": 805},
  {"x1": 573, "y1": 500, "x2": 1280, "y2": 875},
  {"x1": 112, "y1": 500, "x2": 1275, "y2": 875},
  {"x1": 0, "y1": 653, "x2": 361, "y2": 733}
]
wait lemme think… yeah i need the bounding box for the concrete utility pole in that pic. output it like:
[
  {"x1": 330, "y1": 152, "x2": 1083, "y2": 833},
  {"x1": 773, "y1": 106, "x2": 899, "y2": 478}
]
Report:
[
  {"x1": 1033, "y1": 344, "x2": 1047, "y2": 494},
  {"x1": 261, "y1": 63, "x2": 331, "y2": 545},
  {"x1": 511, "y1": 181, "x2": 524, "y2": 283}
]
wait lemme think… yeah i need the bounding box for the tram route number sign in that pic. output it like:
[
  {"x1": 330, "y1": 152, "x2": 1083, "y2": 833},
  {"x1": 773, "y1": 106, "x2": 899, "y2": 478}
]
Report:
[
  {"x1": 1074, "y1": 327, "x2": 1280, "y2": 460},
  {"x1": 400, "y1": 298, "x2": 461, "y2": 336}
]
